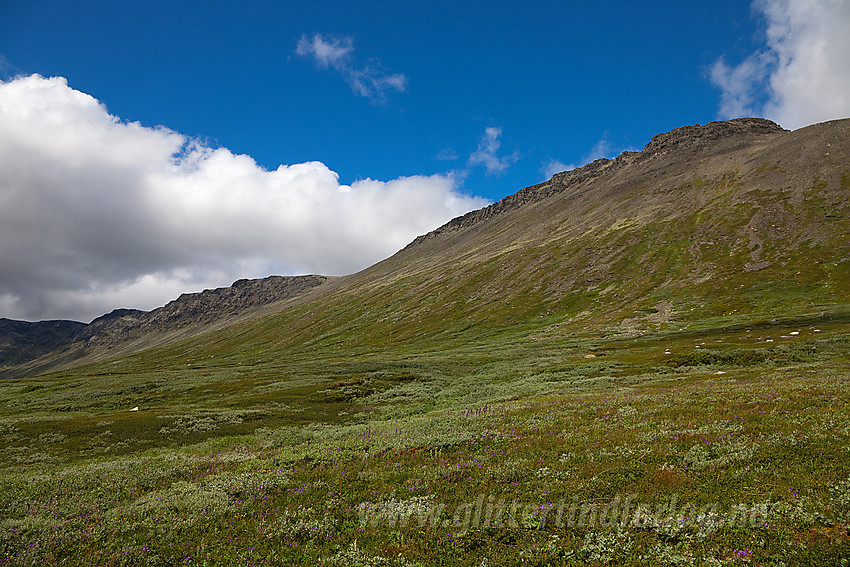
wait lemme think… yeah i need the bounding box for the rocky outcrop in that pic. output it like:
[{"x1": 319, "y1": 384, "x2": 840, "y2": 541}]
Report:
[{"x1": 638, "y1": 118, "x2": 785, "y2": 159}]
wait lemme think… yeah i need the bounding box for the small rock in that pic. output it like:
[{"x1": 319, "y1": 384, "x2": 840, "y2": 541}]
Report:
[{"x1": 130, "y1": 406, "x2": 139, "y2": 412}]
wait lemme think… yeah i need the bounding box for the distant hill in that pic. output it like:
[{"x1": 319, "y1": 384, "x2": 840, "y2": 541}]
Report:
[
  {"x1": 0, "y1": 275, "x2": 329, "y2": 377},
  {"x1": 0, "y1": 318, "x2": 86, "y2": 367}
]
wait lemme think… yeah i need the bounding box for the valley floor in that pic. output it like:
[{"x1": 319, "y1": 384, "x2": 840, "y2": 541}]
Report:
[{"x1": 2, "y1": 308, "x2": 850, "y2": 565}]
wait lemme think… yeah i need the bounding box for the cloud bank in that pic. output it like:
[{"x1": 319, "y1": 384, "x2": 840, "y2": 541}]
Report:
[
  {"x1": 296, "y1": 33, "x2": 407, "y2": 104},
  {"x1": 0, "y1": 75, "x2": 487, "y2": 322},
  {"x1": 711, "y1": 0, "x2": 850, "y2": 129}
]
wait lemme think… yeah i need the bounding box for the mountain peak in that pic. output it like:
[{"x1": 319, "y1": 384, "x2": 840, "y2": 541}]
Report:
[{"x1": 641, "y1": 117, "x2": 786, "y2": 157}]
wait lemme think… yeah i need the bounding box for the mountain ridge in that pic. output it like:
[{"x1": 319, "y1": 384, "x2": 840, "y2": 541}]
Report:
[
  {"x1": 0, "y1": 274, "x2": 330, "y2": 377},
  {"x1": 406, "y1": 117, "x2": 788, "y2": 249},
  {"x1": 3, "y1": 116, "x2": 849, "y2": 378}
]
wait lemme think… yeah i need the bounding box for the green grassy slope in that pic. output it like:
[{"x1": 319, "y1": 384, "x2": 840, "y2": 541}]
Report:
[
  {"x1": 1, "y1": 118, "x2": 849, "y2": 566},
  {"x1": 102, "y1": 117, "x2": 849, "y2": 362}
]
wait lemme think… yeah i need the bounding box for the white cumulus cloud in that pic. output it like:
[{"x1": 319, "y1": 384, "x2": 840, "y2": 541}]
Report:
[
  {"x1": 711, "y1": 0, "x2": 850, "y2": 129},
  {"x1": 296, "y1": 33, "x2": 407, "y2": 104},
  {"x1": 0, "y1": 75, "x2": 487, "y2": 322}
]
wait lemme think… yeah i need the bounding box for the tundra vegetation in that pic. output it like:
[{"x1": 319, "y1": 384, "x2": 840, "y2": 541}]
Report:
[{"x1": 1, "y1": 306, "x2": 849, "y2": 565}]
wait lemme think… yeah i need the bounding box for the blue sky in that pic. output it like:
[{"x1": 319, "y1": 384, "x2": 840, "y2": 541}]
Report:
[
  {"x1": 1, "y1": 0, "x2": 764, "y2": 198},
  {"x1": 1, "y1": 0, "x2": 849, "y2": 321}
]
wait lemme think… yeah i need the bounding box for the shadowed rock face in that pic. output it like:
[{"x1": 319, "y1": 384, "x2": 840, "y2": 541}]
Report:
[
  {"x1": 1, "y1": 275, "x2": 329, "y2": 377},
  {"x1": 0, "y1": 319, "x2": 86, "y2": 366}
]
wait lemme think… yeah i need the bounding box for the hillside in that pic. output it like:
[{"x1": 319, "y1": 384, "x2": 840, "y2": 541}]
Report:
[
  {"x1": 4, "y1": 117, "x2": 850, "y2": 377},
  {"x1": 182, "y1": 117, "x2": 848, "y2": 357}
]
